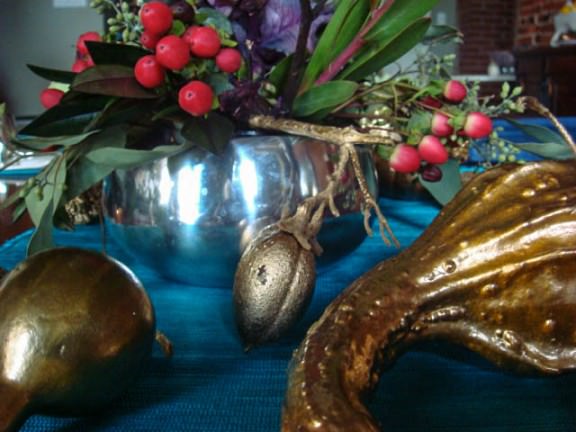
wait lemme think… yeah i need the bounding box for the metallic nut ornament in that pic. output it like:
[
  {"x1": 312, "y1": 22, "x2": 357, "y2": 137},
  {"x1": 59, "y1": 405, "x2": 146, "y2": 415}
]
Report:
[
  {"x1": 234, "y1": 227, "x2": 316, "y2": 347},
  {"x1": 282, "y1": 161, "x2": 576, "y2": 431},
  {"x1": 0, "y1": 248, "x2": 155, "y2": 432}
]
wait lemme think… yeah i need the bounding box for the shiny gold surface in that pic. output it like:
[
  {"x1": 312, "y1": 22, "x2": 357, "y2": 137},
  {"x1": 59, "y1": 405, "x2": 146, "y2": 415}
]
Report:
[
  {"x1": 282, "y1": 160, "x2": 576, "y2": 431},
  {"x1": 234, "y1": 228, "x2": 316, "y2": 347},
  {"x1": 0, "y1": 248, "x2": 155, "y2": 432}
]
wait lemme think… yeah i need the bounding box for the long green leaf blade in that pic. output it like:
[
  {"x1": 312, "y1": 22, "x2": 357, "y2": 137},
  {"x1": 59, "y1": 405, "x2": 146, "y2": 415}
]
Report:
[
  {"x1": 364, "y1": 0, "x2": 439, "y2": 42},
  {"x1": 27, "y1": 64, "x2": 76, "y2": 84},
  {"x1": 299, "y1": 0, "x2": 370, "y2": 93},
  {"x1": 339, "y1": 17, "x2": 431, "y2": 82},
  {"x1": 292, "y1": 80, "x2": 358, "y2": 118},
  {"x1": 86, "y1": 41, "x2": 150, "y2": 67},
  {"x1": 72, "y1": 65, "x2": 158, "y2": 99}
]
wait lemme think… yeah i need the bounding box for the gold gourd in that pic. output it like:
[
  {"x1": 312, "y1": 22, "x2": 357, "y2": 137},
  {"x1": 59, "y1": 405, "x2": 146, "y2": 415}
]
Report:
[
  {"x1": 282, "y1": 160, "x2": 576, "y2": 431},
  {"x1": 0, "y1": 248, "x2": 156, "y2": 432}
]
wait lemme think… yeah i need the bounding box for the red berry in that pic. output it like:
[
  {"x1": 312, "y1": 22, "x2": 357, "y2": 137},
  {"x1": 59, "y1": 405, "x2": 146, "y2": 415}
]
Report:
[
  {"x1": 40, "y1": 88, "x2": 65, "y2": 109},
  {"x1": 389, "y1": 144, "x2": 421, "y2": 174},
  {"x1": 76, "y1": 31, "x2": 101, "y2": 56},
  {"x1": 430, "y1": 112, "x2": 453, "y2": 137},
  {"x1": 183, "y1": 26, "x2": 221, "y2": 58},
  {"x1": 178, "y1": 81, "x2": 214, "y2": 116},
  {"x1": 215, "y1": 48, "x2": 242, "y2": 73},
  {"x1": 420, "y1": 164, "x2": 443, "y2": 182},
  {"x1": 140, "y1": 1, "x2": 173, "y2": 36},
  {"x1": 155, "y1": 35, "x2": 190, "y2": 70},
  {"x1": 443, "y1": 80, "x2": 467, "y2": 103},
  {"x1": 72, "y1": 58, "x2": 90, "y2": 73},
  {"x1": 134, "y1": 55, "x2": 165, "y2": 88},
  {"x1": 417, "y1": 135, "x2": 449, "y2": 164},
  {"x1": 420, "y1": 95, "x2": 442, "y2": 109},
  {"x1": 140, "y1": 31, "x2": 160, "y2": 50},
  {"x1": 464, "y1": 112, "x2": 493, "y2": 139}
]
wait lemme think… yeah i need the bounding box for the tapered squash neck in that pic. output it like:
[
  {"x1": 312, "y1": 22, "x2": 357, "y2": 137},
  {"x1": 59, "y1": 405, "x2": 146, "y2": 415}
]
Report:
[{"x1": 0, "y1": 382, "x2": 30, "y2": 432}]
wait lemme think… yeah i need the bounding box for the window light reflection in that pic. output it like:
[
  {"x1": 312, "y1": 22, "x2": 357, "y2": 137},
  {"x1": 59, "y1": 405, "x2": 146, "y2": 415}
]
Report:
[{"x1": 177, "y1": 165, "x2": 204, "y2": 224}]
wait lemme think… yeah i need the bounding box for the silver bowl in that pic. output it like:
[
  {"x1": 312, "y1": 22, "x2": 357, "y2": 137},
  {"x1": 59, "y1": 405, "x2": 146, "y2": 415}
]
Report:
[{"x1": 103, "y1": 131, "x2": 378, "y2": 287}]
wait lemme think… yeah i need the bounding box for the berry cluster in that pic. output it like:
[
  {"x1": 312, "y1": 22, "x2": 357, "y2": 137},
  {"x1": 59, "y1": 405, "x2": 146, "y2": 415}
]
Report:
[
  {"x1": 134, "y1": 1, "x2": 243, "y2": 117},
  {"x1": 39, "y1": 31, "x2": 102, "y2": 110},
  {"x1": 389, "y1": 80, "x2": 494, "y2": 175}
]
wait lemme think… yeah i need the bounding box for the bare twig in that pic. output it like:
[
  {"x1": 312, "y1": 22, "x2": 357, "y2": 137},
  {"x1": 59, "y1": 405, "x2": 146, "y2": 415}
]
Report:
[{"x1": 249, "y1": 115, "x2": 399, "y2": 251}]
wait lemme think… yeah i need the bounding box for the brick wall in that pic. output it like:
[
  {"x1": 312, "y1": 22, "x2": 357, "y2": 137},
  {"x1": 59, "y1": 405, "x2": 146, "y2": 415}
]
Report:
[
  {"x1": 457, "y1": 0, "x2": 517, "y2": 74},
  {"x1": 457, "y1": 0, "x2": 568, "y2": 73},
  {"x1": 515, "y1": 0, "x2": 566, "y2": 47}
]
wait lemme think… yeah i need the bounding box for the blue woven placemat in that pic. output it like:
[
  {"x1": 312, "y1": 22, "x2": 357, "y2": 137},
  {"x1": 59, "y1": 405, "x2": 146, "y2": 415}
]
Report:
[{"x1": 2, "y1": 197, "x2": 575, "y2": 431}]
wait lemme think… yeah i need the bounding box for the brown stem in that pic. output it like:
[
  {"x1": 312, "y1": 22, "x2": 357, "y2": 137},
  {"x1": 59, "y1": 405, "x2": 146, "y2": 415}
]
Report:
[
  {"x1": 282, "y1": 0, "x2": 313, "y2": 111},
  {"x1": 0, "y1": 384, "x2": 30, "y2": 432}
]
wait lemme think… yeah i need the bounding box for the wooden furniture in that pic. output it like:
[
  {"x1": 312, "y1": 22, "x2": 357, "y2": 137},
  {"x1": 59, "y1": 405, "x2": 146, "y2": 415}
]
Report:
[{"x1": 515, "y1": 45, "x2": 576, "y2": 116}]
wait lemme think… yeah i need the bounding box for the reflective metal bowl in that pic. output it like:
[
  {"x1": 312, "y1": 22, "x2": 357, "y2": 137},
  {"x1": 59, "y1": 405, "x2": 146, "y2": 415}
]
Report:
[{"x1": 103, "y1": 131, "x2": 378, "y2": 287}]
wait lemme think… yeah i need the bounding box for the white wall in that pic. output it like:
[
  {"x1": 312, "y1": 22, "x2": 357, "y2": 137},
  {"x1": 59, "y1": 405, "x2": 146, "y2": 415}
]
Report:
[{"x1": 0, "y1": 0, "x2": 103, "y2": 118}]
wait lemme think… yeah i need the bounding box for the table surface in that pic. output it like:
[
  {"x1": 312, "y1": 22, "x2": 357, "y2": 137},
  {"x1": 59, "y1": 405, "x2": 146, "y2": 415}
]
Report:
[{"x1": 1, "y1": 196, "x2": 576, "y2": 432}]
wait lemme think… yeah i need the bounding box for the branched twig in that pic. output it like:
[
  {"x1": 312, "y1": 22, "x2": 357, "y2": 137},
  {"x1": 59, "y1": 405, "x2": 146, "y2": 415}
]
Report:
[
  {"x1": 249, "y1": 115, "x2": 399, "y2": 251},
  {"x1": 520, "y1": 96, "x2": 576, "y2": 156}
]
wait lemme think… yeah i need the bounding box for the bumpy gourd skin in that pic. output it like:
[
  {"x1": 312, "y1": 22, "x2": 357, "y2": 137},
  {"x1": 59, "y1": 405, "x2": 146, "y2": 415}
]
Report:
[
  {"x1": 283, "y1": 161, "x2": 576, "y2": 431},
  {"x1": 0, "y1": 248, "x2": 155, "y2": 432}
]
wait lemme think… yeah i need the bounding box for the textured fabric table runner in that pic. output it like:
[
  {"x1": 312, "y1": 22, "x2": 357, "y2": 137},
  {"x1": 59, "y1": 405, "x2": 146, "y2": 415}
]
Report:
[{"x1": 2, "y1": 197, "x2": 575, "y2": 432}]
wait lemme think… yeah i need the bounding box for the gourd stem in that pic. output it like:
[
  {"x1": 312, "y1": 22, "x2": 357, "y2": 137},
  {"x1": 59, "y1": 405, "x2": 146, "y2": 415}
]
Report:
[{"x1": 0, "y1": 384, "x2": 30, "y2": 432}]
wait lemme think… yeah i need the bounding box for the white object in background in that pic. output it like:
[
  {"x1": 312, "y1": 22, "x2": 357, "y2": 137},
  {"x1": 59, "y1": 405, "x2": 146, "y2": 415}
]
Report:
[
  {"x1": 435, "y1": 11, "x2": 448, "y2": 26},
  {"x1": 53, "y1": 0, "x2": 88, "y2": 8},
  {"x1": 551, "y1": 1, "x2": 576, "y2": 46},
  {"x1": 487, "y1": 61, "x2": 500, "y2": 77}
]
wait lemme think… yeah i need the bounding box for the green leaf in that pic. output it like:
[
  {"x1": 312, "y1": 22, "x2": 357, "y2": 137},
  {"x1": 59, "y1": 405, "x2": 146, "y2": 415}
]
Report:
[
  {"x1": 181, "y1": 112, "x2": 235, "y2": 155},
  {"x1": 13, "y1": 130, "x2": 99, "y2": 151},
  {"x1": 514, "y1": 142, "x2": 575, "y2": 160},
  {"x1": 170, "y1": 20, "x2": 187, "y2": 37},
  {"x1": 18, "y1": 93, "x2": 109, "y2": 137},
  {"x1": 27, "y1": 64, "x2": 76, "y2": 84},
  {"x1": 207, "y1": 72, "x2": 235, "y2": 95},
  {"x1": 27, "y1": 200, "x2": 55, "y2": 256},
  {"x1": 299, "y1": 0, "x2": 370, "y2": 92},
  {"x1": 86, "y1": 141, "x2": 190, "y2": 169},
  {"x1": 24, "y1": 157, "x2": 67, "y2": 255},
  {"x1": 339, "y1": 17, "x2": 432, "y2": 82},
  {"x1": 505, "y1": 118, "x2": 572, "y2": 154},
  {"x1": 196, "y1": 7, "x2": 233, "y2": 34},
  {"x1": 365, "y1": 0, "x2": 438, "y2": 42},
  {"x1": 292, "y1": 80, "x2": 359, "y2": 118},
  {"x1": 85, "y1": 98, "x2": 158, "y2": 130},
  {"x1": 72, "y1": 65, "x2": 158, "y2": 99},
  {"x1": 406, "y1": 110, "x2": 433, "y2": 133},
  {"x1": 419, "y1": 159, "x2": 462, "y2": 205},
  {"x1": 85, "y1": 41, "x2": 150, "y2": 67},
  {"x1": 65, "y1": 157, "x2": 115, "y2": 199},
  {"x1": 267, "y1": 55, "x2": 293, "y2": 94}
]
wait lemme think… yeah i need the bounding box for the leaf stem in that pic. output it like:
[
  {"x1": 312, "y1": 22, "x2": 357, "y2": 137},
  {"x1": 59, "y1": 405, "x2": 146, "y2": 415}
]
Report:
[{"x1": 315, "y1": 0, "x2": 396, "y2": 85}]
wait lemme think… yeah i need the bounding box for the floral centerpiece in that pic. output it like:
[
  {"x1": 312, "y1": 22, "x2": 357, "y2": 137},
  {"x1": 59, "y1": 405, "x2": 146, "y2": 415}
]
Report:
[{"x1": 2, "y1": 0, "x2": 572, "y2": 257}]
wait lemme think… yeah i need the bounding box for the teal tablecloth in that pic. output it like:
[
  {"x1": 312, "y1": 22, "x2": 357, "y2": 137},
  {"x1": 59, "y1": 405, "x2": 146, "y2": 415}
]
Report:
[{"x1": 2, "y1": 197, "x2": 576, "y2": 431}]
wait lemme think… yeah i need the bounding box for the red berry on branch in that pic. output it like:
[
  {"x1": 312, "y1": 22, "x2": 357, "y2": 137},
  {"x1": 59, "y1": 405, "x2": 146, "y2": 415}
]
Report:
[
  {"x1": 178, "y1": 80, "x2": 214, "y2": 116},
  {"x1": 155, "y1": 35, "x2": 190, "y2": 70},
  {"x1": 463, "y1": 112, "x2": 493, "y2": 139},
  {"x1": 443, "y1": 80, "x2": 467, "y2": 103},
  {"x1": 40, "y1": 88, "x2": 65, "y2": 109},
  {"x1": 420, "y1": 164, "x2": 443, "y2": 182},
  {"x1": 140, "y1": 1, "x2": 173, "y2": 36},
  {"x1": 215, "y1": 48, "x2": 242, "y2": 73},
  {"x1": 184, "y1": 26, "x2": 221, "y2": 58},
  {"x1": 418, "y1": 135, "x2": 449, "y2": 164},
  {"x1": 72, "y1": 58, "x2": 90, "y2": 73},
  {"x1": 140, "y1": 31, "x2": 160, "y2": 50},
  {"x1": 134, "y1": 55, "x2": 165, "y2": 88},
  {"x1": 430, "y1": 112, "x2": 454, "y2": 137},
  {"x1": 76, "y1": 31, "x2": 101, "y2": 56},
  {"x1": 390, "y1": 144, "x2": 421, "y2": 173}
]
